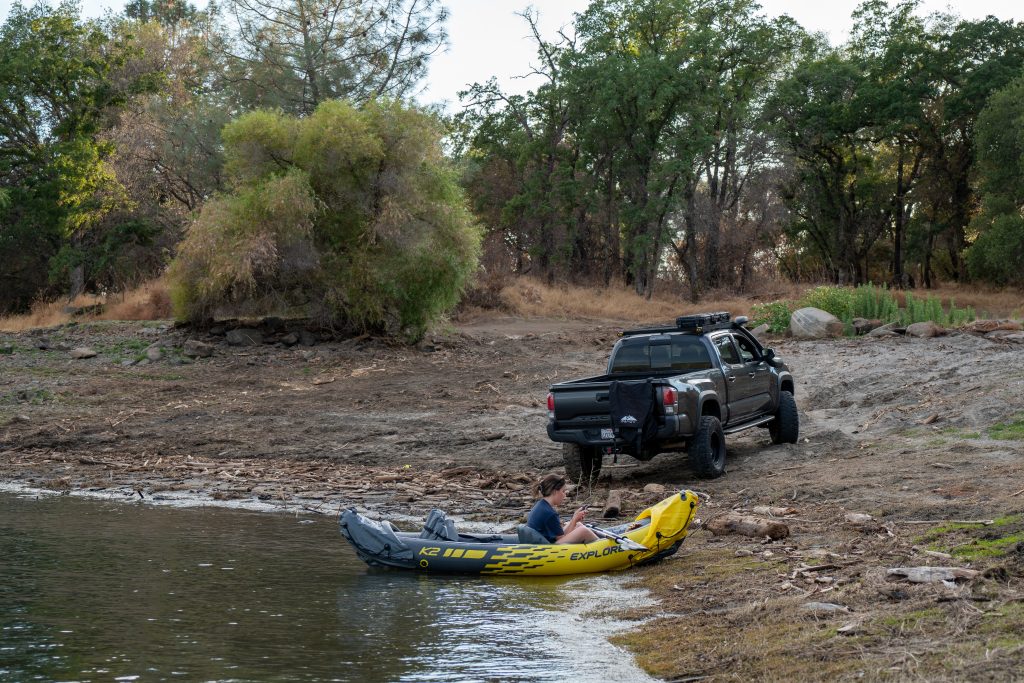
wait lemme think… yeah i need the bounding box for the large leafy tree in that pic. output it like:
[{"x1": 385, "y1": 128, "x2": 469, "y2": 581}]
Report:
[
  {"x1": 215, "y1": 0, "x2": 447, "y2": 115},
  {"x1": 0, "y1": 1, "x2": 159, "y2": 312},
  {"x1": 965, "y1": 75, "x2": 1024, "y2": 285}
]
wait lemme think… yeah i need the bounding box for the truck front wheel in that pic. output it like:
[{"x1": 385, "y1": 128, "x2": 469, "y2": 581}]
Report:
[
  {"x1": 688, "y1": 416, "x2": 726, "y2": 479},
  {"x1": 769, "y1": 391, "x2": 800, "y2": 444},
  {"x1": 563, "y1": 444, "x2": 602, "y2": 486}
]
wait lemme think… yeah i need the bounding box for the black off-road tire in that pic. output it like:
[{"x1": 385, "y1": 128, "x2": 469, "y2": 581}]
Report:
[
  {"x1": 688, "y1": 415, "x2": 727, "y2": 479},
  {"x1": 769, "y1": 390, "x2": 800, "y2": 444},
  {"x1": 563, "y1": 443, "x2": 602, "y2": 486}
]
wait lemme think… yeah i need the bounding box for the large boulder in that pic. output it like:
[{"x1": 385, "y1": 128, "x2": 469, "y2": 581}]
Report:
[
  {"x1": 183, "y1": 340, "x2": 215, "y2": 358},
  {"x1": 790, "y1": 307, "x2": 845, "y2": 338},
  {"x1": 905, "y1": 321, "x2": 946, "y2": 338}
]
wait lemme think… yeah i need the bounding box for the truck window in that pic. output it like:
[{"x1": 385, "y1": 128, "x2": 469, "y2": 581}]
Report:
[
  {"x1": 610, "y1": 336, "x2": 713, "y2": 374},
  {"x1": 734, "y1": 334, "x2": 758, "y2": 363},
  {"x1": 713, "y1": 334, "x2": 741, "y2": 365},
  {"x1": 670, "y1": 336, "x2": 713, "y2": 371},
  {"x1": 611, "y1": 341, "x2": 650, "y2": 373}
]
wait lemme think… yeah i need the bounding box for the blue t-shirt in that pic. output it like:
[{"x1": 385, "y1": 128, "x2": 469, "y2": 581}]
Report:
[{"x1": 527, "y1": 499, "x2": 563, "y2": 542}]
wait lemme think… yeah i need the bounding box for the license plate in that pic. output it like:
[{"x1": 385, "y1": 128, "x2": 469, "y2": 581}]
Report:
[{"x1": 600, "y1": 428, "x2": 614, "y2": 440}]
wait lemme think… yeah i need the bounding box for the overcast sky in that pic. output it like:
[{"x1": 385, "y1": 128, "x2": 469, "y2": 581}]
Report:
[{"x1": 12, "y1": 0, "x2": 1024, "y2": 109}]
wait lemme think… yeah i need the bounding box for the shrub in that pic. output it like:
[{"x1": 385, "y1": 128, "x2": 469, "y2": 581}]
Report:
[
  {"x1": 168, "y1": 100, "x2": 481, "y2": 340},
  {"x1": 798, "y1": 285, "x2": 854, "y2": 321},
  {"x1": 750, "y1": 300, "x2": 795, "y2": 333}
]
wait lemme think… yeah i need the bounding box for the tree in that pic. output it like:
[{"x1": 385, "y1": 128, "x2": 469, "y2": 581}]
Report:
[
  {"x1": 0, "y1": 1, "x2": 160, "y2": 312},
  {"x1": 965, "y1": 75, "x2": 1024, "y2": 285},
  {"x1": 168, "y1": 100, "x2": 481, "y2": 339},
  {"x1": 669, "y1": 2, "x2": 805, "y2": 299},
  {"x1": 214, "y1": 0, "x2": 447, "y2": 115}
]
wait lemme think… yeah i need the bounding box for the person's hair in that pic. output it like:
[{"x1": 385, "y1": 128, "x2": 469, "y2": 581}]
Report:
[{"x1": 533, "y1": 473, "x2": 566, "y2": 498}]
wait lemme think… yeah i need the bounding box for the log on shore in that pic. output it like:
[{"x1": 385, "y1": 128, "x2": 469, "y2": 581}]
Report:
[
  {"x1": 602, "y1": 490, "x2": 622, "y2": 518},
  {"x1": 705, "y1": 514, "x2": 790, "y2": 540}
]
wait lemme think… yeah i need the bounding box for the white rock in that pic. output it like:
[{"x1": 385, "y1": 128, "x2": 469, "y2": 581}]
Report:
[{"x1": 790, "y1": 307, "x2": 844, "y2": 338}]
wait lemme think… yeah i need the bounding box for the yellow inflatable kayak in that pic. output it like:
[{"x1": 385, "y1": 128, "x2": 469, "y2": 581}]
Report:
[{"x1": 339, "y1": 490, "x2": 699, "y2": 576}]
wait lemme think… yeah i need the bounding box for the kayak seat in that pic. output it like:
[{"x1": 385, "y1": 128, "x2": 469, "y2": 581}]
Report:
[
  {"x1": 517, "y1": 524, "x2": 551, "y2": 545},
  {"x1": 419, "y1": 508, "x2": 459, "y2": 542}
]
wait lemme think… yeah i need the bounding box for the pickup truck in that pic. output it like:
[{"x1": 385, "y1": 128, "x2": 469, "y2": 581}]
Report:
[{"x1": 546, "y1": 312, "x2": 798, "y2": 482}]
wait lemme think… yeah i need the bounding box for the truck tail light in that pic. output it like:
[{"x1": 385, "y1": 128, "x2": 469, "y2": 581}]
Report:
[
  {"x1": 547, "y1": 392, "x2": 555, "y2": 420},
  {"x1": 662, "y1": 387, "x2": 677, "y2": 414}
]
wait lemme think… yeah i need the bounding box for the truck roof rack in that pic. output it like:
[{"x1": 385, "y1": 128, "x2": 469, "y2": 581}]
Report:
[{"x1": 621, "y1": 312, "x2": 736, "y2": 337}]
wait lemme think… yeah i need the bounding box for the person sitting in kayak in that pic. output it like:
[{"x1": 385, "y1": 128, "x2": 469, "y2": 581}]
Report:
[{"x1": 527, "y1": 474, "x2": 599, "y2": 544}]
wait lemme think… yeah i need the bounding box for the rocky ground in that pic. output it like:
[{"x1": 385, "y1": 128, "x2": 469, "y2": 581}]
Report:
[{"x1": 2, "y1": 314, "x2": 1024, "y2": 680}]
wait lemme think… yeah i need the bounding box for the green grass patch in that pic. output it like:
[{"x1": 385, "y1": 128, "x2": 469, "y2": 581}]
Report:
[
  {"x1": 950, "y1": 531, "x2": 1024, "y2": 560},
  {"x1": 988, "y1": 415, "x2": 1024, "y2": 440},
  {"x1": 916, "y1": 515, "x2": 1024, "y2": 559}
]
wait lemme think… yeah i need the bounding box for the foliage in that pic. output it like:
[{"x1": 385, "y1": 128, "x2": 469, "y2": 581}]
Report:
[
  {"x1": 168, "y1": 100, "x2": 481, "y2": 340},
  {"x1": 751, "y1": 283, "x2": 977, "y2": 333},
  {"x1": 798, "y1": 286, "x2": 855, "y2": 322},
  {"x1": 459, "y1": 0, "x2": 804, "y2": 298},
  {"x1": 750, "y1": 300, "x2": 796, "y2": 333},
  {"x1": 0, "y1": 1, "x2": 162, "y2": 313},
  {"x1": 766, "y1": 4, "x2": 1024, "y2": 288},
  {"x1": 213, "y1": 0, "x2": 448, "y2": 115},
  {"x1": 850, "y1": 284, "x2": 900, "y2": 322},
  {"x1": 966, "y1": 76, "x2": 1024, "y2": 286}
]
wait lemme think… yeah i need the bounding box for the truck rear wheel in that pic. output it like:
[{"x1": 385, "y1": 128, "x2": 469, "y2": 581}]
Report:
[
  {"x1": 688, "y1": 416, "x2": 726, "y2": 479},
  {"x1": 769, "y1": 391, "x2": 799, "y2": 444},
  {"x1": 563, "y1": 444, "x2": 602, "y2": 486}
]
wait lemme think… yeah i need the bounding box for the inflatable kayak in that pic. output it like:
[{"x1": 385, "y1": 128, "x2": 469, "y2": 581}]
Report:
[{"x1": 339, "y1": 490, "x2": 699, "y2": 576}]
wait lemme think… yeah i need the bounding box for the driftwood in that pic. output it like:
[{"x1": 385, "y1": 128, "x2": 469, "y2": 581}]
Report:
[
  {"x1": 705, "y1": 514, "x2": 790, "y2": 540},
  {"x1": 887, "y1": 567, "x2": 979, "y2": 584},
  {"x1": 602, "y1": 490, "x2": 622, "y2": 518},
  {"x1": 752, "y1": 505, "x2": 798, "y2": 517}
]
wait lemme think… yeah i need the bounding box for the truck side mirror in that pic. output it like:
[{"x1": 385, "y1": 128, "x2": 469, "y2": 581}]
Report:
[{"x1": 762, "y1": 348, "x2": 777, "y2": 365}]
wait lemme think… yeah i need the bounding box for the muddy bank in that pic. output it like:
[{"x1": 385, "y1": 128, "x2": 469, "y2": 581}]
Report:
[{"x1": 3, "y1": 315, "x2": 1024, "y2": 678}]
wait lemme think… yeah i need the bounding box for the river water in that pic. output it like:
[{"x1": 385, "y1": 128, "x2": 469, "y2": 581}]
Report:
[{"x1": 0, "y1": 490, "x2": 657, "y2": 683}]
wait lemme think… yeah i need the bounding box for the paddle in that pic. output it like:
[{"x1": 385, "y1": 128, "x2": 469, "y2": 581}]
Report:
[{"x1": 584, "y1": 523, "x2": 648, "y2": 551}]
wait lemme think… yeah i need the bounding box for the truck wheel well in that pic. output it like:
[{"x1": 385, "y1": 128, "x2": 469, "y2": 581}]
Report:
[
  {"x1": 701, "y1": 401, "x2": 721, "y2": 420},
  {"x1": 781, "y1": 380, "x2": 795, "y2": 395}
]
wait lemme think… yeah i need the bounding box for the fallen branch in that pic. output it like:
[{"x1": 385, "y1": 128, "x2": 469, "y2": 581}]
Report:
[{"x1": 705, "y1": 514, "x2": 789, "y2": 540}]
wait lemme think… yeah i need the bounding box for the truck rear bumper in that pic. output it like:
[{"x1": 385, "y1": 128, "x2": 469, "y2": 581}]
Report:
[{"x1": 547, "y1": 414, "x2": 691, "y2": 448}]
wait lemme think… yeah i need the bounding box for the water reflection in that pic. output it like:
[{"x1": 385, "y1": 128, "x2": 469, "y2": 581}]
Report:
[{"x1": 1, "y1": 491, "x2": 655, "y2": 682}]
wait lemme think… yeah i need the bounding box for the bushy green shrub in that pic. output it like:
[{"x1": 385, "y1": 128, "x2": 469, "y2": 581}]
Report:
[
  {"x1": 168, "y1": 100, "x2": 482, "y2": 340},
  {"x1": 798, "y1": 285, "x2": 855, "y2": 321},
  {"x1": 750, "y1": 300, "x2": 796, "y2": 333}
]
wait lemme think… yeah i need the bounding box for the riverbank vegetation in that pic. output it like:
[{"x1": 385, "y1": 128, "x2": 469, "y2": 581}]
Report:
[{"x1": 3, "y1": 0, "x2": 1024, "y2": 335}]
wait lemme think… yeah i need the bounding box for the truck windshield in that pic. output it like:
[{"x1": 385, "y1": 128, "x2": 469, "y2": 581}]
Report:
[{"x1": 611, "y1": 336, "x2": 714, "y2": 374}]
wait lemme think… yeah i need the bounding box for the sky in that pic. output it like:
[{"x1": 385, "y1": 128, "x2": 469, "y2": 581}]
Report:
[{"x1": 9, "y1": 0, "x2": 1024, "y2": 109}]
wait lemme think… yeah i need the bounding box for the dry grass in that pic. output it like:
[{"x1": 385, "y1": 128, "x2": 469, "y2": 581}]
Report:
[
  {"x1": 494, "y1": 278, "x2": 1024, "y2": 323},
  {"x1": 497, "y1": 278, "x2": 759, "y2": 323},
  {"x1": 3, "y1": 276, "x2": 1019, "y2": 333},
  {"x1": 923, "y1": 284, "x2": 1024, "y2": 320},
  {"x1": 0, "y1": 279, "x2": 172, "y2": 332}
]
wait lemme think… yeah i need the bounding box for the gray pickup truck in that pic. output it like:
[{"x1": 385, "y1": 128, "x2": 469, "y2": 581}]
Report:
[{"x1": 546, "y1": 312, "x2": 798, "y2": 482}]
